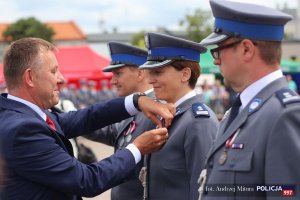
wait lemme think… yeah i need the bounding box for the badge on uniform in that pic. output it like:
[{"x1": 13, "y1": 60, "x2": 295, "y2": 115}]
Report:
[{"x1": 248, "y1": 98, "x2": 262, "y2": 113}]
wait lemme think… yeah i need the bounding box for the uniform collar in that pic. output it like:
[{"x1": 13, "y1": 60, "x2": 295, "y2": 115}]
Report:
[
  {"x1": 240, "y1": 69, "x2": 283, "y2": 109},
  {"x1": 175, "y1": 90, "x2": 196, "y2": 107},
  {"x1": 7, "y1": 94, "x2": 47, "y2": 121}
]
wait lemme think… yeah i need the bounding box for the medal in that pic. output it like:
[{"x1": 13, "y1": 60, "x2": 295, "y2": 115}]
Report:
[
  {"x1": 119, "y1": 137, "x2": 125, "y2": 147},
  {"x1": 219, "y1": 151, "x2": 228, "y2": 165},
  {"x1": 125, "y1": 134, "x2": 132, "y2": 143},
  {"x1": 219, "y1": 128, "x2": 242, "y2": 165}
]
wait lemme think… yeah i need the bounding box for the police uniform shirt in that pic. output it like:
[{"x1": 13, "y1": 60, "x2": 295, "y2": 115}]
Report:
[
  {"x1": 175, "y1": 90, "x2": 196, "y2": 107},
  {"x1": 240, "y1": 70, "x2": 283, "y2": 109}
]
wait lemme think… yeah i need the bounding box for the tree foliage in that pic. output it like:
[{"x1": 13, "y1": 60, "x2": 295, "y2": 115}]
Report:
[
  {"x1": 3, "y1": 17, "x2": 55, "y2": 42},
  {"x1": 130, "y1": 31, "x2": 147, "y2": 49},
  {"x1": 179, "y1": 8, "x2": 213, "y2": 42}
]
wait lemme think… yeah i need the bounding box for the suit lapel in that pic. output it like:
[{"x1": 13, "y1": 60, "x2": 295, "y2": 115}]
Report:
[
  {"x1": 211, "y1": 108, "x2": 248, "y2": 154},
  {"x1": 209, "y1": 77, "x2": 288, "y2": 156},
  {"x1": 0, "y1": 94, "x2": 75, "y2": 156},
  {"x1": 44, "y1": 111, "x2": 74, "y2": 156},
  {"x1": 48, "y1": 127, "x2": 74, "y2": 156}
]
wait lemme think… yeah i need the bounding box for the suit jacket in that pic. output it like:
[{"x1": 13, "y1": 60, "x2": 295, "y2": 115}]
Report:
[
  {"x1": 0, "y1": 94, "x2": 136, "y2": 200},
  {"x1": 202, "y1": 77, "x2": 300, "y2": 200},
  {"x1": 147, "y1": 95, "x2": 218, "y2": 200},
  {"x1": 84, "y1": 91, "x2": 156, "y2": 200}
]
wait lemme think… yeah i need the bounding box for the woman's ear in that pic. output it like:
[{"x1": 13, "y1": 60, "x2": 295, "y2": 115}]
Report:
[{"x1": 182, "y1": 67, "x2": 191, "y2": 83}]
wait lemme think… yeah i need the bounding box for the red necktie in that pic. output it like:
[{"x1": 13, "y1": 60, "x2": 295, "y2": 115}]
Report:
[{"x1": 46, "y1": 115, "x2": 56, "y2": 131}]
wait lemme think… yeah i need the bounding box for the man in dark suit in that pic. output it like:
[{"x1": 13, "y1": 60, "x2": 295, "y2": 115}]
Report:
[
  {"x1": 198, "y1": 0, "x2": 300, "y2": 199},
  {"x1": 0, "y1": 37, "x2": 175, "y2": 200},
  {"x1": 85, "y1": 42, "x2": 155, "y2": 200}
]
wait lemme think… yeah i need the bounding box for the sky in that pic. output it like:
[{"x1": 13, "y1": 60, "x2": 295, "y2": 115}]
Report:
[{"x1": 0, "y1": 0, "x2": 298, "y2": 34}]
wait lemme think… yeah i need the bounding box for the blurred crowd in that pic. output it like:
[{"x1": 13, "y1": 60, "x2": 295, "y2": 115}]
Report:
[
  {"x1": 195, "y1": 79, "x2": 237, "y2": 120},
  {"x1": 59, "y1": 79, "x2": 117, "y2": 109}
]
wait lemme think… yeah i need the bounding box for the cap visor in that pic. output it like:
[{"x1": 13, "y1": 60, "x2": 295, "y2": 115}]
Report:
[
  {"x1": 139, "y1": 60, "x2": 173, "y2": 69},
  {"x1": 200, "y1": 33, "x2": 229, "y2": 46},
  {"x1": 102, "y1": 64, "x2": 125, "y2": 72}
]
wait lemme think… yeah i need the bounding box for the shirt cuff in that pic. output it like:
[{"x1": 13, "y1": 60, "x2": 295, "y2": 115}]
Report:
[
  {"x1": 125, "y1": 94, "x2": 139, "y2": 116},
  {"x1": 126, "y1": 143, "x2": 141, "y2": 164}
]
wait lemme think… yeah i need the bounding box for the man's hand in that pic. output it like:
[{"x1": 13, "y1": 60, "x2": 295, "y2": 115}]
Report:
[
  {"x1": 138, "y1": 96, "x2": 175, "y2": 128},
  {"x1": 133, "y1": 128, "x2": 169, "y2": 155}
]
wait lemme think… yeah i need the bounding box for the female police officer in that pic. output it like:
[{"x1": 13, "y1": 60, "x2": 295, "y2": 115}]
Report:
[{"x1": 139, "y1": 32, "x2": 218, "y2": 200}]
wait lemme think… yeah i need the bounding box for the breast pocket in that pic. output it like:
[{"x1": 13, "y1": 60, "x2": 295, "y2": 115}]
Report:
[{"x1": 218, "y1": 150, "x2": 253, "y2": 172}]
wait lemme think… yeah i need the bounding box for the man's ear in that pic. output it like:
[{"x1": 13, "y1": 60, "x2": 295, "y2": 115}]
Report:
[
  {"x1": 241, "y1": 39, "x2": 256, "y2": 61},
  {"x1": 23, "y1": 68, "x2": 35, "y2": 87},
  {"x1": 137, "y1": 69, "x2": 145, "y2": 80}
]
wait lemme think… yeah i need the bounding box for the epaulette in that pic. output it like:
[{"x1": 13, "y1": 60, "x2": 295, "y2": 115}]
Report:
[
  {"x1": 276, "y1": 88, "x2": 300, "y2": 106},
  {"x1": 192, "y1": 102, "x2": 210, "y2": 118}
]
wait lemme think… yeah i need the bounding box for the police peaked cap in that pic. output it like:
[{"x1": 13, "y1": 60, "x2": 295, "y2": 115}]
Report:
[
  {"x1": 140, "y1": 32, "x2": 207, "y2": 69},
  {"x1": 102, "y1": 42, "x2": 147, "y2": 72},
  {"x1": 200, "y1": 0, "x2": 293, "y2": 45}
]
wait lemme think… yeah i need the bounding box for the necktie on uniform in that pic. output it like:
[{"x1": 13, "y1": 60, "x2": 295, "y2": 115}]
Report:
[
  {"x1": 224, "y1": 95, "x2": 241, "y2": 131},
  {"x1": 46, "y1": 115, "x2": 56, "y2": 131}
]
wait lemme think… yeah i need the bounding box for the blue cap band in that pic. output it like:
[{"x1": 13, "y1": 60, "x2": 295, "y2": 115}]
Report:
[
  {"x1": 111, "y1": 54, "x2": 147, "y2": 65},
  {"x1": 149, "y1": 47, "x2": 200, "y2": 62},
  {"x1": 215, "y1": 18, "x2": 284, "y2": 41}
]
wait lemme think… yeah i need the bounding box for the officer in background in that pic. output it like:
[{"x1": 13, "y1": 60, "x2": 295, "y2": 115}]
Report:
[
  {"x1": 76, "y1": 78, "x2": 90, "y2": 108},
  {"x1": 87, "y1": 80, "x2": 98, "y2": 105},
  {"x1": 98, "y1": 79, "x2": 115, "y2": 102},
  {"x1": 139, "y1": 32, "x2": 218, "y2": 200},
  {"x1": 198, "y1": 0, "x2": 300, "y2": 199},
  {"x1": 84, "y1": 42, "x2": 156, "y2": 200}
]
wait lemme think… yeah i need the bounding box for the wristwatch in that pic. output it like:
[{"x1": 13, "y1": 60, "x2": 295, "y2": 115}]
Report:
[{"x1": 133, "y1": 92, "x2": 146, "y2": 111}]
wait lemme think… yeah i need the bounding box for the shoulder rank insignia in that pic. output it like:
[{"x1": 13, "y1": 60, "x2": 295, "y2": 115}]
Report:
[
  {"x1": 192, "y1": 103, "x2": 210, "y2": 118},
  {"x1": 276, "y1": 88, "x2": 300, "y2": 106}
]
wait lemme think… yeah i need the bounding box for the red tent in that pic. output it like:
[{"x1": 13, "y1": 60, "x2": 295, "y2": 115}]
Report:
[
  {"x1": 55, "y1": 45, "x2": 112, "y2": 88},
  {"x1": 0, "y1": 63, "x2": 4, "y2": 85},
  {"x1": 0, "y1": 46, "x2": 112, "y2": 88}
]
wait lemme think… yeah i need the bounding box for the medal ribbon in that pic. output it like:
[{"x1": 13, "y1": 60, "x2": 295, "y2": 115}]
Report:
[
  {"x1": 225, "y1": 129, "x2": 240, "y2": 149},
  {"x1": 123, "y1": 121, "x2": 137, "y2": 136}
]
